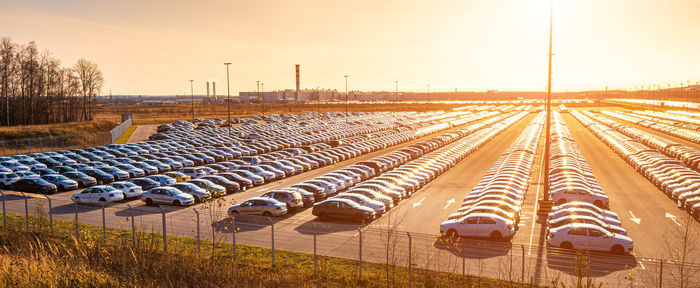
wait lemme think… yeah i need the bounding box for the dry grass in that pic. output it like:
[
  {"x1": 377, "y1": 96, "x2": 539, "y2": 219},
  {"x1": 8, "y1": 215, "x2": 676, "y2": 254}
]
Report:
[
  {"x1": 0, "y1": 120, "x2": 117, "y2": 140},
  {"x1": 0, "y1": 214, "x2": 534, "y2": 288}
]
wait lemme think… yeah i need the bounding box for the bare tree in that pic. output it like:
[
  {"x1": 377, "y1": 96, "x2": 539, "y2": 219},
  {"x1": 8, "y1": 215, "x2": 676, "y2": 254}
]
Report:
[
  {"x1": 662, "y1": 214, "x2": 700, "y2": 288},
  {"x1": 73, "y1": 58, "x2": 103, "y2": 121}
]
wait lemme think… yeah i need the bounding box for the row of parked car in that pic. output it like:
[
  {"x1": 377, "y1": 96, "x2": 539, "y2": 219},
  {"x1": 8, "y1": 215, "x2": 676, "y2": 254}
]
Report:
[
  {"x1": 226, "y1": 111, "x2": 519, "y2": 219},
  {"x1": 544, "y1": 111, "x2": 633, "y2": 255},
  {"x1": 574, "y1": 111, "x2": 700, "y2": 221},
  {"x1": 595, "y1": 113, "x2": 700, "y2": 172},
  {"x1": 602, "y1": 110, "x2": 700, "y2": 144},
  {"x1": 632, "y1": 110, "x2": 700, "y2": 130},
  {"x1": 0, "y1": 112, "x2": 469, "y2": 195},
  {"x1": 440, "y1": 112, "x2": 543, "y2": 241}
]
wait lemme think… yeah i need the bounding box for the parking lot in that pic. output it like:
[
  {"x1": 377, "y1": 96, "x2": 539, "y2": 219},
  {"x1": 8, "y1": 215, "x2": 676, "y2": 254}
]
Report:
[{"x1": 1, "y1": 105, "x2": 699, "y2": 286}]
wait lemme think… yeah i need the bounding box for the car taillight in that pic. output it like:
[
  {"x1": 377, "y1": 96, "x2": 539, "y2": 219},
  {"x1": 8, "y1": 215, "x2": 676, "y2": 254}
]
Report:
[
  {"x1": 548, "y1": 233, "x2": 554, "y2": 239},
  {"x1": 275, "y1": 206, "x2": 282, "y2": 210},
  {"x1": 508, "y1": 225, "x2": 513, "y2": 230}
]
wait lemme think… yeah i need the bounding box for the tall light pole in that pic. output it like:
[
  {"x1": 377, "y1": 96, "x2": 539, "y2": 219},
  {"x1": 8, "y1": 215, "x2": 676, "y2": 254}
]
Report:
[
  {"x1": 316, "y1": 86, "x2": 320, "y2": 114},
  {"x1": 344, "y1": 75, "x2": 349, "y2": 124},
  {"x1": 261, "y1": 82, "x2": 265, "y2": 116},
  {"x1": 223, "y1": 62, "x2": 232, "y2": 136},
  {"x1": 256, "y1": 81, "x2": 260, "y2": 116},
  {"x1": 427, "y1": 84, "x2": 430, "y2": 112},
  {"x1": 542, "y1": 0, "x2": 554, "y2": 206},
  {"x1": 394, "y1": 81, "x2": 398, "y2": 115},
  {"x1": 190, "y1": 80, "x2": 194, "y2": 123}
]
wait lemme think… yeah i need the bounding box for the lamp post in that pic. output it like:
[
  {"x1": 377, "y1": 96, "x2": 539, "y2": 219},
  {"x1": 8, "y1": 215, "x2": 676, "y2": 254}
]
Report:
[
  {"x1": 344, "y1": 75, "x2": 349, "y2": 124},
  {"x1": 427, "y1": 84, "x2": 430, "y2": 112},
  {"x1": 317, "y1": 86, "x2": 321, "y2": 114},
  {"x1": 261, "y1": 82, "x2": 265, "y2": 116},
  {"x1": 256, "y1": 81, "x2": 260, "y2": 116},
  {"x1": 542, "y1": 0, "x2": 554, "y2": 205},
  {"x1": 394, "y1": 81, "x2": 398, "y2": 115},
  {"x1": 223, "y1": 62, "x2": 232, "y2": 136},
  {"x1": 190, "y1": 80, "x2": 194, "y2": 123}
]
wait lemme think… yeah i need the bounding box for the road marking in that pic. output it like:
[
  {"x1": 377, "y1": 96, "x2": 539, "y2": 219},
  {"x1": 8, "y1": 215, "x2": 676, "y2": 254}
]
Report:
[
  {"x1": 665, "y1": 212, "x2": 681, "y2": 226},
  {"x1": 443, "y1": 198, "x2": 455, "y2": 209},
  {"x1": 638, "y1": 261, "x2": 646, "y2": 270},
  {"x1": 628, "y1": 210, "x2": 641, "y2": 224},
  {"x1": 528, "y1": 142, "x2": 546, "y2": 256},
  {"x1": 412, "y1": 197, "x2": 425, "y2": 208}
]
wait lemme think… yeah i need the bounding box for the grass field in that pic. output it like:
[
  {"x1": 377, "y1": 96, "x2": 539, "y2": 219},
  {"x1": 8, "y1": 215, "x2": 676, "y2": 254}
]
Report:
[
  {"x1": 0, "y1": 213, "x2": 540, "y2": 288},
  {"x1": 0, "y1": 120, "x2": 117, "y2": 140}
]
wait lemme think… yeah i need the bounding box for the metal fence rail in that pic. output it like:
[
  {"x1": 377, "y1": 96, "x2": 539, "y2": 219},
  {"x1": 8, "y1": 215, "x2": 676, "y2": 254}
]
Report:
[
  {"x1": 109, "y1": 116, "x2": 133, "y2": 143},
  {"x1": 2, "y1": 192, "x2": 700, "y2": 288}
]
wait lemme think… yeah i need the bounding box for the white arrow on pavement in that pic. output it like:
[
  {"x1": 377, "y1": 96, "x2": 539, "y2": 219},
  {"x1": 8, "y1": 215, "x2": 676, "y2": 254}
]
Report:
[
  {"x1": 666, "y1": 212, "x2": 681, "y2": 226},
  {"x1": 628, "y1": 210, "x2": 641, "y2": 224},
  {"x1": 412, "y1": 197, "x2": 426, "y2": 208},
  {"x1": 444, "y1": 198, "x2": 455, "y2": 209}
]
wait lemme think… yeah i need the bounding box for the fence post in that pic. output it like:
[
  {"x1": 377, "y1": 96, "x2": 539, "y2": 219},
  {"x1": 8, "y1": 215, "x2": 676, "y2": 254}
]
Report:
[
  {"x1": 127, "y1": 204, "x2": 135, "y2": 248},
  {"x1": 312, "y1": 222, "x2": 317, "y2": 276},
  {"x1": 359, "y1": 228, "x2": 363, "y2": 279},
  {"x1": 462, "y1": 256, "x2": 466, "y2": 285},
  {"x1": 38, "y1": 137, "x2": 43, "y2": 153},
  {"x1": 21, "y1": 193, "x2": 29, "y2": 231},
  {"x1": 74, "y1": 202, "x2": 79, "y2": 240},
  {"x1": 0, "y1": 191, "x2": 5, "y2": 227},
  {"x1": 232, "y1": 217, "x2": 237, "y2": 261},
  {"x1": 44, "y1": 195, "x2": 53, "y2": 235},
  {"x1": 407, "y1": 232, "x2": 412, "y2": 288},
  {"x1": 659, "y1": 259, "x2": 663, "y2": 288},
  {"x1": 521, "y1": 244, "x2": 525, "y2": 282},
  {"x1": 193, "y1": 208, "x2": 200, "y2": 255},
  {"x1": 101, "y1": 202, "x2": 106, "y2": 243},
  {"x1": 159, "y1": 205, "x2": 167, "y2": 252},
  {"x1": 268, "y1": 217, "x2": 275, "y2": 266}
]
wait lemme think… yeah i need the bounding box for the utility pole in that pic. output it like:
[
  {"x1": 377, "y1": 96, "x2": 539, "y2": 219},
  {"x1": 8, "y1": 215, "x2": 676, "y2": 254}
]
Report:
[
  {"x1": 261, "y1": 83, "x2": 265, "y2": 116},
  {"x1": 542, "y1": 0, "x2": 554, "y2": 205},
  {"x1": 345, "y1": 75, "x2": 349, "y2": 124},
  {"x1": 224, "y1": 62, "x2": 232, "y2": 136},
  {"x1": 190, "y1": 80, "x2": 194, "y2": 123},
  {"x1": 256, "y1": 81, "x2": 260, "y2": 116},
  {"x1": 317, "y1": 86, "x2": 320, "y2": 114}
]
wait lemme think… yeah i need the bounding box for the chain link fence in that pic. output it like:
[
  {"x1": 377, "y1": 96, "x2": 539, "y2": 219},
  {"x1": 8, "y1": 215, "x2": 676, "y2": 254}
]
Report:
[{"x1": 1, "y1": 191, "x2": 699, "y2": 288}]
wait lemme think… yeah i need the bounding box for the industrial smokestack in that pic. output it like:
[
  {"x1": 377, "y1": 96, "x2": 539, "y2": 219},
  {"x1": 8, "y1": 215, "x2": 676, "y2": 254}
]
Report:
[
  {"x1": 206, "y1": 82, "x2": 210, "y2": 98},
  {"x1": 295, "y1": 64, "x2": 300, "y2": 102},
  {"x1": 212, "y1": 82, "x2": 216, "y2": 102}
]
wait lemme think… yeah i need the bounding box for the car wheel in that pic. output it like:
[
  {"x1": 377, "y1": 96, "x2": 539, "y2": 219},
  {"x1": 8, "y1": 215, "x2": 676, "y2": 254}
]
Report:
[
  {"x1": 446, "y1": 229, "x2": 459, "y2": 238},
  {"x1": 318, "y1": 213, "x2": 328, "y2": 221},
  {"x1": 611, "y1": 245, "x2": 625, "y2": 255},
  {"x1": 262, "y1": 211, "x2": 272, "y2": 217},
  {"x1": 560, "y1": 242, "x2": 573, "y2": 250},
  {"x1": 490, "y1": 231, "x2": 502, "y2": 241},
  {"x1": 57, "y1": 185, "x2": 64, "y2": 191},
  {"x1": 594, "y1": 200, "x2": 603, "y2": 208},
  {"x1": 145, "y1": 198, "x2": 154, "y2": 206},
  {"x1": 173, "y1": 200, "x2": 181, "y2": 206},
  {"x1": 354, "y1": 214, "x2": 363, "y2": 223},
  {"x1": 99, "y1": 198, "x2": 106, "y2": 202},
  {"x1": 74, "y1": 197, "x2": 81, "y2": 203},
  {"x1": 229, "y1": 210, "x2": 239, "y2": 218}
]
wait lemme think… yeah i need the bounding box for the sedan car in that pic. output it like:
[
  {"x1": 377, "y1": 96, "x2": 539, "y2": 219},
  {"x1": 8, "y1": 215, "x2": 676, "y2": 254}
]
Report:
[
  {"x1": 547, "y1": 223, "x2": 633, "y2": 254},
  {"x1": 170, "y1": 182, "x2": 211, "y2": 202},
  {"x1": 107, "y1": 181, "x2": 144, "y2": 198},
  {"x1": 71, "y1": 185, "x2": 124, "y2": 203},
  {"x1": 141, "y1": 186, "x2": 195, "y2": 206},
  {"x1": 9, "y1": 178, "x2": 58, "y2": 194},
  {"x1": 312, "y1": 198, "x2": 375, "y2": 222},
  {"x1": 228, "y1": 197, "x2": 287, "y2": 217},
  {"x1": 40, "y1": 174, "x2": 79, "y2": 191},
  {"x1": 440, "y1": 213, "x2": 515, "y2": 241}
]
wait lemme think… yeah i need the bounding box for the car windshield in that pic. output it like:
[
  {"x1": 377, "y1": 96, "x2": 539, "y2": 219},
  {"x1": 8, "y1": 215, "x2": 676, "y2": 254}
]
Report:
[
  {"x1": 346, "y1": 200, "x2": 360, "y2": 208},
  {"x1": 169, "y1": 188, "x2": 183, "y2": 195}
]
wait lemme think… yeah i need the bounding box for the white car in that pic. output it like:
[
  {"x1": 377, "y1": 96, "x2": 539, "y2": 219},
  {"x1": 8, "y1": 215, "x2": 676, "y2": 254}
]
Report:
[
  {"x1": 180, "y1": 167, "x2": 209, "y2": 179},
  {"x1": 551, "y1": 201, "x2": 619, "y2": 220},
  {"x1": 440, "y1": 213, "x2": 515, "y2": 241},
  {"x1": 141, "y1": 186, "x2": 195, "y2": 206},
  {"x1": 550, "y1": 187, "x2": 610, "y2": 208},
  {"x1": 548, "y1": 208, "x2": 621, "y2": 226},
  {"x1": 547, "y1": 223, "x2": 633, "y2": 254},
  {"x1": 0, "y1": 172, "x2": 20, "y2": 188},
  {"x1": 107, "y1": 181, "x2": 144, "y2": 198},
  {"x1": 71, "y1": 185, "x2": 125, "y2": 203}
]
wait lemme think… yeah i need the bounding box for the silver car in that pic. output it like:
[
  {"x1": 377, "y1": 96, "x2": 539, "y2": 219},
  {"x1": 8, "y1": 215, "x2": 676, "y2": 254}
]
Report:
[
  {"x1": 228, "y1": 197, "x2": 287, "y2": 217},
  {"x1": 141, "y1": 186, "x2": 195, "y2": 206}
]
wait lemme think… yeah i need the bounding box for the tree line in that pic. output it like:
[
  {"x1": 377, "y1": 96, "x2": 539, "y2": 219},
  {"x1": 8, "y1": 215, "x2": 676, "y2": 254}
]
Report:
[{"x1": 0, "y1": 37, "x2": 104, "y2": 127}]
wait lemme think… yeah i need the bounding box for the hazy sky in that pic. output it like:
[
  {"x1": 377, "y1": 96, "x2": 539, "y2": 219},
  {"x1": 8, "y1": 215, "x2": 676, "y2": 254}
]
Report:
[{"x1": 1, "y1": 0, "x2": 699, "y2": 95}]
